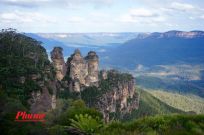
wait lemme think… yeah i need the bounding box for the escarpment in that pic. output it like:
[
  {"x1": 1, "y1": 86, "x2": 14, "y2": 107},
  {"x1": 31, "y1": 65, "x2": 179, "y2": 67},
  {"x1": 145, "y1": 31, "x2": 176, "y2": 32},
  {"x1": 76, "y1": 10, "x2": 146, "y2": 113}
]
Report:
[
  {"x1": 50, "y1": 48, "x2": 139, "y2": 122},
  {"x1": 96, "y1": 70, "x2": 139, "y2": 122},
  {"x1": 0, "y1": 30, "x2": 58, "y2": 113},
  {"x1": 0, "y1": 30, "x2": 139, "y2": 122}
]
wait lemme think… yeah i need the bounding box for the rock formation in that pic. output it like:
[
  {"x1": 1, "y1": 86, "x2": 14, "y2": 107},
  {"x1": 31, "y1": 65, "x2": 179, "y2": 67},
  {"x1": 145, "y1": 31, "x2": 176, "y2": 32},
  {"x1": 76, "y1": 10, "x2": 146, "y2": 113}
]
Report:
[
  {"x1": 66, "y1": 49, "x2": 88, "y2": 92},
  {"x1": 28, "y1": 67, "x2": 58, "y2": 113},
  {"x1": 29, "y1": 87, "x2": 52, "y2": 113},
  {"x1": 28, "y1": 47, "x2": 138, "y2": 121},
  {"x1": 49, "y1": 47, "x2": 139, "y2": 121},
  {"x1": 51, "y1": 47, "x2": 67, "y2": 81},
  {"x1": 97, "y1": 70, "x2": 139, "y2": 122},
  {"x1": 49, "y1": 48, "x2": 138, "y2": 121},
  {"x1": 66, "y1": 49, "x2": 99, "y2": 92},
  {"x1": 0, "y1": 30, "x2": 139, "y2": 122},
  {"x1": 85, "y1": 51, "x2": 99, "y2": 86},
  {"x1": 101, "y1": 70, "x2": 108, "y2": 80}
]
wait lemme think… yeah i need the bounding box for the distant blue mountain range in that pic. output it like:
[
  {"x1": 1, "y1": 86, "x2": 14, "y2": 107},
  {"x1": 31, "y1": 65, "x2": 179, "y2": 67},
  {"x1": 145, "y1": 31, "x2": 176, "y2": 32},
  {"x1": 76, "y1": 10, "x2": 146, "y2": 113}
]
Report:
[
  {"x1": 100, "y1": 31, "x2": 204, "y2": 69},
  {"x1": 26, "y1": 31, "x2": 204, "y2": 69}
]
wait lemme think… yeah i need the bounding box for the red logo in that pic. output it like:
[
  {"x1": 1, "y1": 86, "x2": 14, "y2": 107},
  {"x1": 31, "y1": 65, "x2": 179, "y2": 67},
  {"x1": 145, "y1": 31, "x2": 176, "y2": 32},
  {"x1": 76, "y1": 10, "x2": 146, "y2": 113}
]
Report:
[{"x1": 15, "y1": 111, "x2": 46, "y2": 122}]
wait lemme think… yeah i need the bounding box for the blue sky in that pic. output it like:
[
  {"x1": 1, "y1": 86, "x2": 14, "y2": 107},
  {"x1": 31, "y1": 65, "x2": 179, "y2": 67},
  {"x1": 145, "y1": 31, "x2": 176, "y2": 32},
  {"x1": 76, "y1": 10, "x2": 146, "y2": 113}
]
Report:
[{"x1": 0, "y1": 0, "x2": 204, "y2": 32}]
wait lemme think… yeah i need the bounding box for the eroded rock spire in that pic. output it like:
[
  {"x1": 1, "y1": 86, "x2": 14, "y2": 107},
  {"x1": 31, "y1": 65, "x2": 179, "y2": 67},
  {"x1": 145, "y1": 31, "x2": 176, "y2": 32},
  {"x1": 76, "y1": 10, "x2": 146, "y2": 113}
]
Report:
[{"x1": 51, "y1": 47, "x2": 67, "y2": 81}]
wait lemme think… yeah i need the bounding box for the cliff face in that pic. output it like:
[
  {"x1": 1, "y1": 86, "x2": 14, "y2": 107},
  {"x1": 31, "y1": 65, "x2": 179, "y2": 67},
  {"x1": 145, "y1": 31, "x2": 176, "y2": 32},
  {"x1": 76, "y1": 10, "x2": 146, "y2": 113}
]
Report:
[
  {"x1": 49, "y1": 47, "x2": 100, "y2": 93},
  {"x1": 48, "y1": 48, "x2": 139, "y2": 122},
  {"x1": 0, "y1": 30, "x2": 58, "y2": 113},
  {"x1": 85, "y1": 51, "x2": 99, "y2": 86},
  {"x1": 51, "y1": 47, "x2": 67, "y2": 81},
  {"x1": 0, "y1": 30, "x2": 139, "y2": 123},
  {"x1": 97, "y1": 70, "x2": 139, "y2": 122},
  {"x1": 67, "y1": 49, "x2": 88, "y2": 92},
  {"x1": 66, "y1": 49, "x2": 99, "y2": 92},
  {"x1": 28, "y1": 60, "x2": 58, "y2": 113},
  {"x1": 51, "y1": 48, "x2": 139, "y2": 122}
]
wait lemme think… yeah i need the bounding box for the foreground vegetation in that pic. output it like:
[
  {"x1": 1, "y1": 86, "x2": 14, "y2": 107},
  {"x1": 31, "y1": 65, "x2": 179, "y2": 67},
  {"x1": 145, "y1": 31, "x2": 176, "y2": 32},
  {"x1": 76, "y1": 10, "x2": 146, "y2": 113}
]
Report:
[
  {"x1": 1, "y1": 89, "x2": 204, "y2": 135},
  {"x1": 45, "y1": 98, "x2": 204, "y2": 135},
  {"x1": 99, "y1": 114, "x2": 204, "y2": 135},
  {"x1": 47, "y1": 99, "x2": 204, "y2": 135}
]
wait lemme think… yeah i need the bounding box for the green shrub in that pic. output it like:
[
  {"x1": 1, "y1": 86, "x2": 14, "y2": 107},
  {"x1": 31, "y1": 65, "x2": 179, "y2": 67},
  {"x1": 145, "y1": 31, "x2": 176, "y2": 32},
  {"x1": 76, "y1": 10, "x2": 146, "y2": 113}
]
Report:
[
  {"x1": 48, "y1": 125, "x2": 67, "y2": 135},
  {"x1": 58, "y1": 100, "x2": 103, "y2": 126},
  {"x1": 70, "y1": 114, "x2": 103, "y2": 134},
  {"x1": 97, "y1": 114, "x2": 204, "y2": 135}
]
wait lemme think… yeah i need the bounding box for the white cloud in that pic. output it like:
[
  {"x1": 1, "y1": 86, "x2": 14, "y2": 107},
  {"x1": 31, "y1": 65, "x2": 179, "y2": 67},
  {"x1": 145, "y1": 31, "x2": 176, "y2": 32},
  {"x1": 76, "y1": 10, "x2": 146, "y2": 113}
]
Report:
[
  {"x1": 0, "y1": 0, "x2": 115, "y2": 8},
  {"x1": 0, "y1": 10, "x2": 56, "y2": 24},
  {"x1": 170, "y1": 2, "x2": 195, "y2": 12},
  {"x1": 67, "y1": 16, "x2": 85, "y2": 23},
  {"x1": 189, "y1": 17, "x2": 195, "y2": 20},
  {"x1": 200, "y1": 15, "x2": 204, "y2": 19},
  {"x1": 129, "y1": 8, "x2": 157, "y2": 17},
  {"x1": 120, "y1": 8, "x2": 165, "y2": 24},
  {"x1": 4, "y1": 0, "x2": 49, "y2": 1},
  {"x1": 1, "y1": 0, "x2": 51, "y2": 7},
  {"x1": 90, "y1": 12, "x2": 109, "y2": 18},
  {"x1": 0, "y1": 0, "x2": 203, "y2": 32},
  {"x1": 120, "y1": 14, "x2": 138, "y2": 23},
  {"x1": 88, "y1": 12, "x2": 111, "y2": 23}
]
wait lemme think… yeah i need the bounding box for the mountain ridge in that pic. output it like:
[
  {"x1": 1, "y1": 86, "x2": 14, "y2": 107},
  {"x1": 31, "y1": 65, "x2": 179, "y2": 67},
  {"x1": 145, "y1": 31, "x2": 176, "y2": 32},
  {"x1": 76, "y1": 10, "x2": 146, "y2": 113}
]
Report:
[
  {"x1": 102, "y1": 31, "x2": 204, "y2": 68},
  {"x1": 136, "y1": 30, "x2": 204, "y2": 39}
]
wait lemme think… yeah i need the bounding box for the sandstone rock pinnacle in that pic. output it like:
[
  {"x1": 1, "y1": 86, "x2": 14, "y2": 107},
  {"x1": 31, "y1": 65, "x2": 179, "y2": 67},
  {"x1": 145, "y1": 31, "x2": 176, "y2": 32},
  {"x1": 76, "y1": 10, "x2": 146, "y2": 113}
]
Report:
[
  {"x1": 85, "y1": 51, "x2": 99, "y2": 86},
  {"x1": 51, "y1": 47, "x2": 67, "y2": 81},
  {"x1": 66, "y1": 49, "x2": 99, "y2": 92}
]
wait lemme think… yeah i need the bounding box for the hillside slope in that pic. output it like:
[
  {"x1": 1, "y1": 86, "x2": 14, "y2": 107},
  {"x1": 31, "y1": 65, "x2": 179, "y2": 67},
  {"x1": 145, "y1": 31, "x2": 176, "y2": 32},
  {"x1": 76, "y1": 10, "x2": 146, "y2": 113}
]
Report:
[
  {"x1": 123, "y1": 88, "x2": 184, "y2": 121},
  {"x1": 148, "y1": 90, "x2": 204, "y2": 114},
  {"x1": 136, "y1": 75, "x2": 204, "y2": 98}
]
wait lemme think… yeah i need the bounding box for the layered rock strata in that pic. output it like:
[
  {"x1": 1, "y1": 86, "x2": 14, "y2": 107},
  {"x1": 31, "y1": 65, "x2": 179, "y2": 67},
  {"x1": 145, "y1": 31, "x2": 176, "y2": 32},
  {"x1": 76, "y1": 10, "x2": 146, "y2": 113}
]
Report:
[
  {"x1": 66, "y1": 49, "x2": 99, "y2": 92},
  {"x1": 97, "y1": 71, "x2": 138, "y2": 122},
  {"x1": 51, "y1": 47, "x2": 67, "y2": 81}
]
